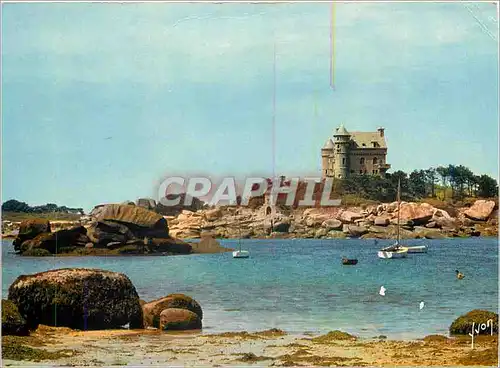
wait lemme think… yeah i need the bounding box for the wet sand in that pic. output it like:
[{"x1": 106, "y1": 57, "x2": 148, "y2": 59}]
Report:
[{"x1": 2, "y1": 326, "x2": 498, "y2": 367}]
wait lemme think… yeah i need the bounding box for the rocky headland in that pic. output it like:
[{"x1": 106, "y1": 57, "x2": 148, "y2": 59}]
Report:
[{"x1": 2, "y1": 199, "x2": 497, "y2": 255}]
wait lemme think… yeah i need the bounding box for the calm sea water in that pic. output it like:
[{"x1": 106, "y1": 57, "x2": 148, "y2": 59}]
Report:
[{"x1": 1, "y1": 237, "x2": 498, "y2": 339}]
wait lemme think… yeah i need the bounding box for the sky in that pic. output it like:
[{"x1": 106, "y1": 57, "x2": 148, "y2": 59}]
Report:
[{"x1": 1, "y1": 2, "x2": 499, "y2": 211}]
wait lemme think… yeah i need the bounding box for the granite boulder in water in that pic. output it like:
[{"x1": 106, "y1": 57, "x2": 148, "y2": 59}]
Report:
[
  {"x1": 13, "y1": 219, "x2": 51, "y2": 252},
  {"x1": 91, "y1": 204, "x2": 170, "y2": 240},
  {"x1": 8, "y1": 268, "x2": 143, "y2": 330},
  {"x1": 20, "y1": 226, "x2": 90, "y2": 254},
  {"x1": 159, "y1": 308, "x2": 202, "y2": 330},
  {"x1": 142, "y1": 293, "x2": 203, "y2": 328}
]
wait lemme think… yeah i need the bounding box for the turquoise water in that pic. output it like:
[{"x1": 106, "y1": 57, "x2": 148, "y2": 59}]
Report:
[{"x1": 1, "y1": 237, "x2": 498, "y2": 339}]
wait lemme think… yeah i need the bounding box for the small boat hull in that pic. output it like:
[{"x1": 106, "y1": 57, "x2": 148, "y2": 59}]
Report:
[
  {"x1": 233, "y1": 250, "x2": 249, "y2": 258},
  {"x1": 406, "y1": 246, "x2": 427, "y2": 253},
  {"x1": 378, "y1": 248, "x2": 408, "y2": 259},
  {"x1": 342, "y1": 259, "x2": 358, "y2": 265}
]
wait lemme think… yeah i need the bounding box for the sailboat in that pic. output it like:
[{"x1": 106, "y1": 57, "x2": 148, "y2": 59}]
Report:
[
  {"x1": 378, "y1": 179, "x2": 408, "y2": 259},
  {"x1": 232, "y1": 239, "x2": 249, "y2": 259},
  {"x1": 232, "y1": 214, "x2": 249, "y2": 259}
]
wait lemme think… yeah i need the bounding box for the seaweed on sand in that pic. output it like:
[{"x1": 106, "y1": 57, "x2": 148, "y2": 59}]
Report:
[
  {"x1": 2, "y1": 337, "x2": 78, "y2": 362},
  {"x1": 311, "y1": 330, "x2": 357, "y2": 344}
]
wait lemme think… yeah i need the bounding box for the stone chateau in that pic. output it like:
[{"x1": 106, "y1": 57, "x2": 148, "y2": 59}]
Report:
[{"x1": 321, "y1": 124, "x2": 391, "y2": 178}]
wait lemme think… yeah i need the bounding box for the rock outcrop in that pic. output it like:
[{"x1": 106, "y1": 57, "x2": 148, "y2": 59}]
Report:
[
  {"x1": 93, "y1": 204, "x2": 169, "y2": 238},
  {"x1": 2, "y1": 299, "x2": 29, "y2": 336},
  {"x1": 13, "y1": 219, "x2": 51, "y2": 252},
  {"x1": 191, "y1": 235, "x2": 230, "y2": 253},
  {"x1": 8, "y1": 268, "x2": 143, "y2": 330},
  {"x1": 162, "y1": 199, "x2": 498, "y2": 239}
]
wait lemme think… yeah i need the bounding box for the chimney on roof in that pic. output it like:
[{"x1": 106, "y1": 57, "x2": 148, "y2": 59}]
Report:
[{"x1": 377, "y1": 127, "x2": 385, "y2": 137}]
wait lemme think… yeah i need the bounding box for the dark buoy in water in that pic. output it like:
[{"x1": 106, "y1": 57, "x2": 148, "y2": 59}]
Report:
[{"x1": 342, "y1": 257, "x2": 358, "y2": 265}]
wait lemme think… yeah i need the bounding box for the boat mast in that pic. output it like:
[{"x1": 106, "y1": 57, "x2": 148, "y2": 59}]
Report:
[{"x1": 396, "y1": 178, "x2": 401, "y2": 244}]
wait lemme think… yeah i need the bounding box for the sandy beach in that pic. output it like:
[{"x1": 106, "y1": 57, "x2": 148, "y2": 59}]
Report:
[{"x1": 2, "y1": 325, "x2": 497, "y2": 367}]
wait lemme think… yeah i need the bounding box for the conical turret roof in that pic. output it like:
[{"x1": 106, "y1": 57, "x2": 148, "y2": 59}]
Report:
[
  {"x1": 322, "y1": 139, "x2": 334, "y2": 149},
  {"x1": 334, "y1": 123, "x2": 350, "y2": 136}
]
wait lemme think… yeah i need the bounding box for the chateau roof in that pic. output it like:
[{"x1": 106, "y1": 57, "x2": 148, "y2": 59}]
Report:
[
  {"x1": 350, "y1": 131, "x2": 387, "y2": 148},
  {"x1": 322, "y1": 139, "x2": 334, "y2": 149},
  {"x1": 334, "y1": 124, "x2": 350, "y2": 136}
]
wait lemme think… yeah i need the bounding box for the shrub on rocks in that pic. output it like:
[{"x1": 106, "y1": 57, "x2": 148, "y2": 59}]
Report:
[{"x1": 449, "y1": 310, "x2": 498, "y2": 335}]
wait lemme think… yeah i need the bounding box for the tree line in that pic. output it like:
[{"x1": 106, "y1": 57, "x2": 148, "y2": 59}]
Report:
[
  {"x1": 1, "y1": 199, "x2": 84, "y2": 215},
  {"x1": 339, "y1": 165, "x2": 498, "y2": 202},
  {"x1": 251, "y1": 165, "x2": 498, "y2": 208}
]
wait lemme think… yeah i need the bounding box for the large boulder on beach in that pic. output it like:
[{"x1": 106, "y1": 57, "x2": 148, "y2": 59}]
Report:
[
  {"x1": 204, "y1": 208, "x2": 223, "y2": 221},
  {"x1": 2, "y1": 299, "x2": 29, "y2": 336},
  {"x1": 374, "y1": 216, "x2": 390, "y2": 226},
  {"x1": 322, "y1": 219, "x2": 342, "y2": 231},
  {"x1": 142, "y1": 294, "x2": 203, "y2": 328},
  {"x1": 398, "y1": 203, "x2": 434, "y2": 225},
  {"x1": 338, "y1": 210, "x2": 364, "y2": 224},
  {"x1": 8, "y1": 268, "x2": 143, "y2": 330},
  {"x1": 464, "y1": 200, "x2": 496, "y2": 221},
  {"x1": 159, "y1": 308, "x2": 202, "y2": 330},
  {"x1": 449, "y1": 310, "x2": 498, "y2": 335},
  {"x1": 13, "y1": 219, "x2": 51, "y2": 252},
  {"x1": 20, "y1": 226, "x2": 90, "y2": 254},
  {"x1": 343, "y1": 224, "x2": 368, "y2": 238}
]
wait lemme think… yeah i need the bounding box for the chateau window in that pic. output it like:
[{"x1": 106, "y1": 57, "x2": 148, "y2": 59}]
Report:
[
  {"x1": 372, "y1": 142, "x2": 379, "y2": 148},
  {"x1": 342, "y1": 158, "x2": 345, "y2": 165},
  {"x1": 360, "y1": 157, "x2": 365, "y2": 164},
  {"x1": 373, "y1": 157, "x2": 378, "y2": 165}
]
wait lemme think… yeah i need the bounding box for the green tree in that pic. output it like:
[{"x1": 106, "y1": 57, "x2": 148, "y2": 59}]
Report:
[
  {"x1": 409, "y1": 170, "x2": 427, "y2": 198},
  {"x1": 425, "y1": 168, "x2": 438, "y2": 197},
  {"x1": 436, "y1": 166, "x2": 450, "y2": 200},
  {"x1": 477, "y1": 175, "x2": 498, "y2": 198}
]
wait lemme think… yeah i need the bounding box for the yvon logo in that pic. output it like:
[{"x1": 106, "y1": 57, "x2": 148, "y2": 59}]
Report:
[{"x1": 469, "y1": 319, "x2": 494, "y2": 349}]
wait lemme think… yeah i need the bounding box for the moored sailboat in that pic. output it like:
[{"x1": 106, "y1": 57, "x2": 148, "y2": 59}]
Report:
[
  {"x1": 233, "y1": 219, "x2": 249, "y2": 259},
  {"x1": 378, "y1": 179, "x2": 408, "y2": 259}
]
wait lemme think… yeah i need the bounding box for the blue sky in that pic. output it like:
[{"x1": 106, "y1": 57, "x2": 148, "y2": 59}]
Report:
[{"x1": 1, "y1": 2, "x2": 499, "y2": 210}]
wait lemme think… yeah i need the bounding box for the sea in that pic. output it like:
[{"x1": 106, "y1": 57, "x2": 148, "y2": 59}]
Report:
[{"x1": 1, "y1": 237, "x2": 498, "y2": 340}]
